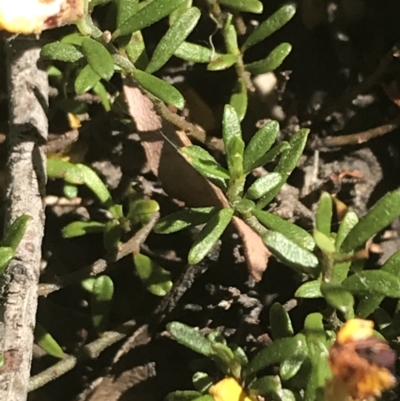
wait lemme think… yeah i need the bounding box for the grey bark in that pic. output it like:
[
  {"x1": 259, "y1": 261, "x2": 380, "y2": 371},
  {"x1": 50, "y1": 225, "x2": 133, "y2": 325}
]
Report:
[{"x1": 0, "y1": 37, "x2": 48, "y2": 401}]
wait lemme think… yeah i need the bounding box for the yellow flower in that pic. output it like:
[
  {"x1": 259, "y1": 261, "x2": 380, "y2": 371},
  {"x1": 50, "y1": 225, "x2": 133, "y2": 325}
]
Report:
[
  {"x1": 326, "y1": 319, "x2": 396, "y2": 401},
  {"x1": 209, "y1": 378, "x2": 253, "y2": 401},
  {"x1": 0, "y1": 0, "x2": 83, "y2": 34}
]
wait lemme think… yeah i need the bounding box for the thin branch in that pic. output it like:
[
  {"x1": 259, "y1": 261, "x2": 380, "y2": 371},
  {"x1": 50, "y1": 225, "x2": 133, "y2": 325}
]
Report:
[
  {"x1": 38, "y1": 212, "x2": 160, "y2": 296},
  {"x1": 0, "y1": 37, "x2": 48, "y2": 401},
  {"x1": 28, "y1": 320, "x2": 136, "y2": 392}
]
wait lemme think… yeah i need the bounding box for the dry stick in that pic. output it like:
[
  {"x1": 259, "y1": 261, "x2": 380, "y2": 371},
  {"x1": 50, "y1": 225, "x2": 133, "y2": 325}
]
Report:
[
  {"x1": 38, "y1": 212, "x2": 160, "y2": 297},
  {"x1": 29, "y1": 320, "x2": 136, "y2": 392},
  {"x1": 0, "y1": 37, "x2": 48, "y2": 401},
  {"x1": 316, "y1": 115, "x2": 400, "y2": 148}
]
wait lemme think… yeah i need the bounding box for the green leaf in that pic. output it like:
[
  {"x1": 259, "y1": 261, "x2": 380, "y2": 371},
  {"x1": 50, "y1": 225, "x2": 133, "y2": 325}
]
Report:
[
  {"x1": 246, "y1": 172, "x2": 282, "y2": 200},
  {"x1": 41, "y1": 42, "x2": 84, "y2": 62},
  {"x1": 188, "y1": 208, "x2": 234, "y2": 264},
  {"x1": 207, "y1": 54, "x2": 238, "y2": 71},
  {"x1": 169, "y1": 0, "x2": 192, "y2": 24},
  {"x1": 295, "y1": 280, "x2": 322, "y2": 298},
  {"x1": 217, "y1": 0, "x2": 263, "y2": 14},
  {"x1": 132, "y1": 69, "x2": 185, "y2": 109},
  {"x1": 335, "y1": 210, "x2": 359, "y2": 251},
  {"x1": 263, "y1": 231, "x2": 319, "y2": 273},
  {"x1": 0, "y1": 247, "x2": 14, "y2": 276},
  {"x1": 61, "y1": 32, "x2": 85, "y2": 46},
  {"x1": 246, "y1": 43, "x2": 292, "y2": 75},
  {"x1": 77, "y1": 164, "x2": 114, "y2": 208},
  {"x1": 113, "y1": 0, "x2": 186, "y2": 38},
  {"x1": 192, "y1": 372, "x2": 213, "y2": 393},
  {"x1": 134, "y1": 253, "x2": 172, "y2": 296},
  {"x1": 91, "y1": 275, "x2": 114, "y2": 333},
  {"x1": 146, "y1": 7, "x2": 201, "y2": 74},
  {"x1": 174, "y1": 42, "x2": 219, "y2": 63},
  {"x1": 75, "y1": 64, "x2": 101, "y2": 95},
  {"x1": 222, "y1": 105, "x2": 243, "y2": 168},
  {"x1": 242, "y1": 4, "x2": 296, "y2": 51},
  {"x1": 270, "y1": 303, "x2": 294, "y2": 339},
  {"x1": 93, "y1": 81, "x2": 111, "y2": 111},
  {"x1": 253, "y1": 209, "x2": 315, "y2": 251},
  {"x1": 211, "y1": 342, "x2": 239, "y2": 373},
  {"x1": 223, "y1": 14, "x2": 239, "y2": 54},
  {"x1": 90, "y1": 0, "x2": 112, "y2": 8},
  {"x1": 117, "y1": 0, "x2": 139, "y2": 28},
  {"x1": 320, "y1": 282, "x2": 354, "y2": 315},
  {"x1": 63, "y1": 183, "x2": 78, "y2": 199},
  {"x1": 243, "y1": 121, "x2": 279, "y2": 173},
  {"x1": 62, "y1": 221, "x2": 106, "y2": 238},
  {"x1": 166, "y1": 391, "x2": 203, "y2": 401},
  {"x1": 124, "y1": 31, "x2": 148, "y2": 68},
  {"x1": 226, "y1": 135, "x2": 245, "y2": 182},
  {"x1": 180, "y1": 145, "x2": 229, "y2": 190},
  {"x1": 127, "y1": 199, "x2": 160, "y2": 225},
  {"x1": 313, "y1": 229, "x2": 335, "y2": 254},
  {"x1": 1, "y1": 215, "x2": 31, "y2": 251},
  {"x1": 341, "y1": 190, "x2": 400, "y2": 253},
  {"x1": 167, "y1": 321, "x2": 214, "y2": 356},
  {"x1": 82, "y1": 38, "x2": 114, "y2": 81},
  {"x1": 103, "y1": 220, "x2": 122, "y2": 253},
  {"x1": 230, "y1": 79, "x2": 248, "y2": 122},
  {"x1": 35, "y1": 323, "x2": 64, "y2": 358},
  {"x1": 280, "y1": 353, "x2": 308, "y2": 381},
  {"x1": 331, "y1": 261, "x2": 351, "y2": 284},
  {"x1": 250, "y1": 375, "x2": 281, "y2": 397},
  {"x1": 155, "y1": 207, "x2": 217, "y2": 234},
  {"x1": 233, "y1": 198, "x2": 255, "y2": 214},
  {"x1": 342, "y1": 270, "x2": 400, "y2": 297},
  {"x1": 315, "y1": 192, "x2": 332, "y2": 236},
  {"x1": 244, "y1": 334, "x2": 306, "y2": 376}
]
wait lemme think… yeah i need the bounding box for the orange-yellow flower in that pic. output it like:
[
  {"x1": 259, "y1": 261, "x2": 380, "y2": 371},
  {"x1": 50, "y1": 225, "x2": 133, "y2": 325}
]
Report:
[
  {"x1": 209, "y1": 377, "x2": 252, "y2": 401},
  {"x1": 327, "y1": 318, "x2": 396, "y2": 401}
]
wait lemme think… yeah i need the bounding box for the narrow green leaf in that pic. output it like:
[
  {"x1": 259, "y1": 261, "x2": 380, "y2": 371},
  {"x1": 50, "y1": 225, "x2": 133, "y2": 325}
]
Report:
[
  {"x1": 77, "y1": 164, "x2": 114, "y2": 207},
  {"x1": 155, "y1": 207, "x2": 217, "y2": 234},
  {"x1": 270, "y1": 303, "x2": 294, "y2": 339},
  {"x1": 75, "y1": 64, "x2": 101, "y2": 95},
  {"x1": 41, "y1": 42, "x2": 84, "y2": 62},
  {"x1": 1, "y1": 215, "x2": 31, "y2": 251},
  {"x1": 188, "y1": 208, "x2": 234, "y2": 264},
  {"x1": 263, "y1": 231, "x2": 319, "y2": 273},
  {"x1": 113, "y1": 0, "x2": 186, "y2": 38},
  {"x1": 230, "y1": 79, "x2": 248, "y2": 122},
  {"x1": 331, "y1": 261, "x2": 351, "y2": 283},
  {"x1": 223, "y1": 15, "x2": 239, "y2": 54},
  {"x1": 61, "y1": 32, "x2": 85, "y2": 46},
  {"x1": 243, "y1": 121, "x2": 279, "y2": 173},
  {"x1": 180, "y1": 145, "x2": 229, "y2": 190},
  {"x1": 315, "y1": 192, "x2": 332, "y2": 236},
  {"x1": 207, "y1": 54, "x2": 238, "y2": 71},
  {"x1": 63, "y1": 183, "x2": 78, "y2": 199},
  {"x1": 146, "y1": 7, "x2": 201, "y2": 74},
  {"x1": 280, "y1": 353, "x2": 308, "y2": 381},
  {"x1": 246, "y1": 172, "x2": 282, "y2": 200},
  {"x1": 250, "y1": 375, "x2": 281, "y2": 396},
  {"x1": 103, "y1": 220, "x2": 122, "y2": 253},
  {"x1": 242, "y1": 4, "x2": 296, "y2": 51},
  {"x1": 174, "y1": 42, "x2": 219, "y2": 63},
  {"x1": 169, "y1": 0, "x2": 192, "y2": 24},
  {"x1": 295, "y1": 280, "x2": 322, "y2": 298},
  {"x1": 0, "y1": 247, "x2": 14, "y2": 276},
  {"x1": 335, "y1": 210, "x2": 359, "y2": 251},
  {"x1": 93, "y1": 81, "x2": 111, "y2": 111},
  {"x1": 127, "y1": 199, "x2": 160, "y2": 225},
  {"x1": 222, "y1": 104, "x2": 242, "y2": 159},
  {"x1": 313, "y1": 229, "x2": 335, "y2": 254},
  {"x1": 133, "y1": 69, "x2": 185, "y2": 109},
  {"x1": 91, "y1": 275, "x2": 114, "y2": 333},
  {"x1": 62, "y1": 221, "x2": 106, "y2": 238},
  {"x1": 246, "y1": 43, "x2": 292, "y2": 75},
  {"x1": 82, "y1": 38, "x2": 114, "y2": 81},
  {"x1": 226, "y1": 135, "x2": 245, "y2": 181},
  {"x1": 320, "y1": 282, "x2": 354, "y2": 314},
  {"x1": 35, "y1": 323, "x2": 64, "y2": 358},
  {"x1": 124, "y1": 31, "x2": 148, "y2": 68},
  {"x1": 167, "y1": 321, "x2": 214, "y2": 356},
  {"x1": 253, "y1": 209, "x2": 315, "y2": 251},
  {"x1": 218, "y1": 0, "x2": 263, "y2": 14},
  {"x1": 192, "y1": 372, "x2": 213, "y2": 393},
  {"x1": 341, "y1": 190, "x2": 400, "y2": 253},
  {"x1": 134, "y1": 253, "x2": 172, "y2": 296},
  {"x1": 117, "y1": 0, "x2": 139, "y2": 28},
  {"x1": 244, "y1": 334, "x2": 306, "y2": 376},
  {"x1": 343, "y1": 270, "x2": 400, "y2": 297},
  {"x1": 211, "y1": 342, "x2": 237, "y2": 371}
]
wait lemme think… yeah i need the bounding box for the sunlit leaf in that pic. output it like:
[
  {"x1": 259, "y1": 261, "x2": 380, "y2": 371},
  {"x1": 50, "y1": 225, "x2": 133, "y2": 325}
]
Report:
[
  {"x1": 313, "y1": 229, "x2": 335, "y2": 254},
  {"x1": 193, "y1": 372, "x2": 213, "y2": 393},
  {"x1": 127, "y1": 199, "x2": 160, "y2": 225},
  {"x1": 146, "y1": 7, "x2": 201, "y2": 74},
  {"x1": 82, "y1": 38, "x2": 114, "y2": 81},
  {"x1": 155, "y1": 207, "x2": 217, "y2": 234},
  {"x1": 174, "y1": 42, "x2": 219, "y2": 63},
  {"x1": 242, "y1": 4, "x2": 296, "y2": 51},
  {"x1": 91, "y1": 275, "x2": 114, "y2": 333},
  {"x1": 117, "y1": 0, "x2": 139, "y2": 28},
  {"x1": 246, "y1": 43, "x2": 292, "y2": 75},
  {"x1": 230, "y1": 79, "x2": 248, "y2": 122},
  {"x1": 134, "y1": 253, "x2": 172, "y2": 296},
  {"x1": 315, "y1": 192, "x2": 332, "y2": 237},
  {"x1": 335, "y1": 210, "x2": 359, "y2": 251},
  {"x1": 41, "y1": 42, "x2": 83, "y2": 62},
  {"x1": 270, "y1": 303, "x2": 294, "y2": 339},
  {"x1": 207, "y1": 54, "x2": 238, "y2": 71},
  {"x1": 218, "y1": 0, "x2": 263, "y2": 14},
  {"x1": 75, "y1": 64, "x2": 101, "y2": 95},
  {"x1": 62, "y1": 221, "x2": 106, "y2": 238},
  {"x1": 320, "y1": 282, "x2": 354, "y2": 315},
  {"x1": 1, "y1": 215, "x2": 31, "y2": 251},
  {"x1": 295, "y1": 280, "x2": 322, "y2": 298},
  {"x1": 250, "y1": 375, "x2": 281, "y2": 397},
  {"x1": 93, "y1": 81, "x2": 111, "y2": 111},
  {"x1": 35, "y1": 323, "x2": 64, "y2": 358},
  {"x1": 188, "y1": 208, "x2": 234, "y2": 264}
]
